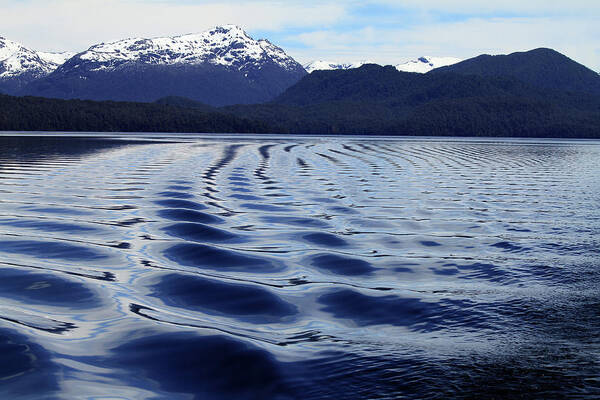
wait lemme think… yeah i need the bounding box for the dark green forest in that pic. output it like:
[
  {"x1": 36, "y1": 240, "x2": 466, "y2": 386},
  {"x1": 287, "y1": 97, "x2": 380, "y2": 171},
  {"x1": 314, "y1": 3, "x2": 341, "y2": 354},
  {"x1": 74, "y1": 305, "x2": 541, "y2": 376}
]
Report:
[{"x1": 0, "y1": 94, "x2": 267, "y2": 133}]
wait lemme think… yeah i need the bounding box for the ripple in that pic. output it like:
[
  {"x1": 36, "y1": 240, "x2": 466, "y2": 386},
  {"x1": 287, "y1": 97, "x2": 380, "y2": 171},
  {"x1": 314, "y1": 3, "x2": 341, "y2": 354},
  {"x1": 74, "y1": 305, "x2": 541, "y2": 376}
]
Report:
[
  {"x1": 420, "y1": 240, "x2": 442, "y2": 247},
  {"x1": 150, "y1": 274, "x2": 297, "y2": 323},
  {"x1": 100, "y1": 332, "x2": 290, "y2": 400},
  {"x1": 0, "y1": 240, "x2": 108, "y2": 261},
  {"x1": 23, "y1": 206, "x2": 92, "y2": 215},
  {"x1": 0, "y1": 218, "x2": 100, "y2": 233},
  {"x1": 241, "y1": 203, "x2": 293, "y2": 212},
  {"x1": 0, "y1": 328, "x2": 59, "y2": 395},
  {"x1": 307, "y1": 254, "x2": 376, "y2": 276},
  {"x1": 440, "y1": 262, "x2": 512, "y2": 283},
  {"x1": 0, "y1": 308, "x2": 76, "y2": 334},
  {"x1": 165, "y1": 185, "x2": 193, "y2": 191},
  {"x1": 161, "y1": 223, "x2": 243, "y2": 243},
  {"x1": 1, "y1": 135, "x2": 598, "y2": 398},
  {"x1": 163, "y1": 243, "x2": 283, "y2": 273},
  {"x1": 230, "y1": 194, "x2": 263, "y2": 200},
  {"x1": 156, "y1": 191, "x2": 195, "y2": 199},
  {"x1": 318, "y1": 289, "x2": 489, "y2": 332},
  {"x1": 328, "y1": 206, "x2": 359, "y2": 214},
  {"x1": 491, "y1": 241, "x2": 531, "y2": 253},
  {"x1": 157, "y1": 209, "x2": 223, "y2": 224},
  {"x1": 0, "y1": 267, "x2": 100, "y2": 309},
  {"x1": 154, "y1": 199, "x2": 208, "y2": 210},
  {"x1": 301, "y1": 232, "x2": 348, "y2": 247},
  {"x1": 261, "y1": 215, "x2": 331, "y2": 229}
]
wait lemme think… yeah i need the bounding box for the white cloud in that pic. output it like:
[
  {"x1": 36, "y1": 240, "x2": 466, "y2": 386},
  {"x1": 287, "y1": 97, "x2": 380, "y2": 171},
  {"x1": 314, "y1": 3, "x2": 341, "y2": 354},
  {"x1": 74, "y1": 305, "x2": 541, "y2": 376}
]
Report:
[
  {"x1": 1, "y1": 0, "x2": 346, "y2": 52},
  {"x1": 373, "y1": 0, "x2": 599, "y2": 15},
  {"x1": 289, "y1": 16, "x2": 600, "y2": 71}
]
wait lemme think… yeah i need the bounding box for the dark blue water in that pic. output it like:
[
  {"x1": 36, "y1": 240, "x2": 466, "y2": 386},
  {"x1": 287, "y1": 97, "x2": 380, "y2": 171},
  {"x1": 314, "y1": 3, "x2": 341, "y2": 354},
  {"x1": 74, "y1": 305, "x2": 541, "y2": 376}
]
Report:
[{"x1": 0, "y1": 134, "x2": 599, "y2": 399}]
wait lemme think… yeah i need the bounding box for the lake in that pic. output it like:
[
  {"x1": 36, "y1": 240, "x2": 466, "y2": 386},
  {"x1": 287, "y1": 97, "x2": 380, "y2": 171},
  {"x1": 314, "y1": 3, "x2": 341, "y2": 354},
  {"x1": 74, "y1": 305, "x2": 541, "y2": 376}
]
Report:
[{"x1": 0, "y1": 134, "x2": 599, "y2": 399}]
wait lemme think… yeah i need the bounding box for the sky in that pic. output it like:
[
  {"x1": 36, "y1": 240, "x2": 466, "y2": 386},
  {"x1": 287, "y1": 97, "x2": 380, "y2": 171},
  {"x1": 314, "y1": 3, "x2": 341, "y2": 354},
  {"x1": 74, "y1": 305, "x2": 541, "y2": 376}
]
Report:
[{"x1": 2, "y1": 0, "x2": 599, "y2": 70}]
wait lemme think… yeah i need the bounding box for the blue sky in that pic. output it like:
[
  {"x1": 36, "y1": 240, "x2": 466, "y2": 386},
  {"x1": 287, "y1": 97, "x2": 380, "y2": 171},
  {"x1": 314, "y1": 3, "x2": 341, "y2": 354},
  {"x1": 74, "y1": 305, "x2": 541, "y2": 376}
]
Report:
[{"x1": 2, "y1": 0, "x2": 599, "y2": 70}]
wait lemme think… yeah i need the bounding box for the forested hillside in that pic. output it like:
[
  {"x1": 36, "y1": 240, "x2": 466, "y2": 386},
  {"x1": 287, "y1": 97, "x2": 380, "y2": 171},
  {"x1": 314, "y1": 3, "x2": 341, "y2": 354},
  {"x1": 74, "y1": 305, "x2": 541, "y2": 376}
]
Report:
[{"x1": 0, "y1": 95, "x2": 267, "y2": 133}]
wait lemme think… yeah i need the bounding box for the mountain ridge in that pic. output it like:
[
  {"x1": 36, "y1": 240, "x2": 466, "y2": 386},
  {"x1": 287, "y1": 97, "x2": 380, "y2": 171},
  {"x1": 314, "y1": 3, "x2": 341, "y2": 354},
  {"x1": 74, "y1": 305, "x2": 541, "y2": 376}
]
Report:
[
  {"x1": 397, "y1": 56, "x2": 462, "y2": 73},
  {"x1": 218, "y1": 51, "x2": 600, "y2": 136},
  {"x1": 60, "y1": 25, "x2": 301, "y2": 74},
  {"x1": 303, "y1": 57, "x2": 463, "y2": 74},
  {"x1": 432, "y1": 48, "x2": 600, "y2": 95},
  {"x1": 1, "y1": 43, "x2": 599, "y2": 137},
  {"x1": 0, "y1": 37, "x2": 75, "y2": 93},
  {"x1": 304, "y1": 60, "x2": 374, "y2": 73},
  {"x1": 15, "y1": 25, "x2": 307, "y2": 106}
]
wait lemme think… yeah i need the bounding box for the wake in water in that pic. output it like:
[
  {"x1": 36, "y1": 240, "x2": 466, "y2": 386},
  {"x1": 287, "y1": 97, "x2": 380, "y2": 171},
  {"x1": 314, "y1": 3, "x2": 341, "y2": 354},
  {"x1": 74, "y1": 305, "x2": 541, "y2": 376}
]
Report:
[{"x1": 0, "y1": 135, "x2": 599, "y2": 399}]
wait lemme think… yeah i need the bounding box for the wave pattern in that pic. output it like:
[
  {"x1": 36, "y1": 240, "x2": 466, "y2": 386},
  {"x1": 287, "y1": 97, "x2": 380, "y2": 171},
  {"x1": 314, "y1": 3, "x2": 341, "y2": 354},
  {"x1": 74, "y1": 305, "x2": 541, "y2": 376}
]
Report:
[{"x1": 0, "y1": 135, "x2": 599, "y2": 399}]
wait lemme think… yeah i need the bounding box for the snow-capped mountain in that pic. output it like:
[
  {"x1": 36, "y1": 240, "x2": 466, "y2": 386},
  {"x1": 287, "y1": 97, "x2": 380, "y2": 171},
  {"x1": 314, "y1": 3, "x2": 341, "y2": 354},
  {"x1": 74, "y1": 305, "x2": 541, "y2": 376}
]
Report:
[
  {"x1": 304, "y1": 56, "x2": 462, "y2": 74},
  {"x1": 1, "y1": 37, "x2": 52, "y2": 79},
  {"x1": 38, "y1": 51, "x2": 76, "y2": 67},
  {"x1": 304, "y1": 60, "x2": 374, "y2": 74},
  {"x1": 23, "y1": 25, "x2": 306, "y2": 105},
  {"x1": 395, "y1": 57, "x2": 462, "y2": 73},
  {"x1": 62, "y1": 25, "x2": 299, "y2": 74},
  {"x1": 0, "y1": 36, "x2": 75, "y2": 93}
]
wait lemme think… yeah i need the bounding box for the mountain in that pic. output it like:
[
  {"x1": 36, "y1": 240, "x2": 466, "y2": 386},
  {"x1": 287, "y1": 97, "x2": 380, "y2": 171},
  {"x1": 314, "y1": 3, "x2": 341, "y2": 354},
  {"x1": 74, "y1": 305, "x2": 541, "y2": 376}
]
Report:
[
  {"x1": 272, "y1": 63, "x2": 521, "y2": 106},
  {"x1": 304, "y1": 57, "x2": 462, "y2": 74},
  {"x1": 3, "y1": 46, "x2": 599, "y2": 138},
  {"x1": 222, "y1": 55, "x2": 600, "y2": 137},
  {"x1": 21, "y1": 25, "x2": 306, "y2": 106},
  {"x1": 304, "y1": 61, "x2": 373, "y2": 73},
  {"x1": 432, "y1": 48, "x2": 600, "y2": 95},
  {"x1": 273, "y1": 64, "x2": 414, "y2": 106},
  {"x1": 396, "y1": 56, "x2": 462, "y2": 73},
  {"x1": 37, "y1": 51, "x2": 76, "y2": 66},
  {"x1": 0, "y1": 37, "x2": 73, "y2": 93}
]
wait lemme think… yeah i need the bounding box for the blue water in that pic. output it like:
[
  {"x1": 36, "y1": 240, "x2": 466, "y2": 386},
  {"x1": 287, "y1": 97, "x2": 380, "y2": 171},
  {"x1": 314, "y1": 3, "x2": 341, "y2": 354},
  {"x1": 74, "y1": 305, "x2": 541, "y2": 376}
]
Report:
[{"x1": 0, "y1": 134, "x2": 599, "y2": 399}]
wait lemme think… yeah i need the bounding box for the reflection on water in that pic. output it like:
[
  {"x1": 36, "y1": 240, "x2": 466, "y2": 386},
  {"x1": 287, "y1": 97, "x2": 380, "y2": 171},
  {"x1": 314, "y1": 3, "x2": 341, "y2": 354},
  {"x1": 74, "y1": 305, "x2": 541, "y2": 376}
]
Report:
[{"x1": 0, "y1": 134, "x2": 599, "y2": 399}]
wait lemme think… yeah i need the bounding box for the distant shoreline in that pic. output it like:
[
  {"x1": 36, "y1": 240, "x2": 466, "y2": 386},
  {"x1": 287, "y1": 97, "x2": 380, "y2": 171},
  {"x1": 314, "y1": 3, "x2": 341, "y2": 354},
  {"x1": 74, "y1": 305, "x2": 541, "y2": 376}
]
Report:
[{"x1": 2, "y1": 132, "x2": 599, "y2": 145}]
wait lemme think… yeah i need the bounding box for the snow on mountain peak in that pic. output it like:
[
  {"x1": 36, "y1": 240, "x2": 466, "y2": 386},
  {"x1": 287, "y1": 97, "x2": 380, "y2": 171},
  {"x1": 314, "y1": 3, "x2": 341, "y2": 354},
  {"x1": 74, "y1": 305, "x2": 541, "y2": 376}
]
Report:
[
  {"x1": 38, "y1": 51, "x2": 76, "y2": 66},
  {"x1": 304, "y1": 60, "x2": 375, "y2": 73},
  {"x1": 1, "y1": 37, "x2": 48, "y2": 78},
  {"x1": 304, "y1": 57, "x2": 461, "y2": 74},
  {"x1": 70, "y1": 25, "x2": 302, "y2": 73},
  {"x1": 396, "y1": 57, "x2": 462, "y2": 73}
]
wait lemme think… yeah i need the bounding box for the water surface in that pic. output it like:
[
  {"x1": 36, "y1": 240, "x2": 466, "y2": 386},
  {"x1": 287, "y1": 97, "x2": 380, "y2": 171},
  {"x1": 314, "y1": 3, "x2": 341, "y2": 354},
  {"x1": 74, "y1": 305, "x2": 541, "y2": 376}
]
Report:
[{"x1": 0, "y1": 134, "x2": 599, "y2": 399}]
